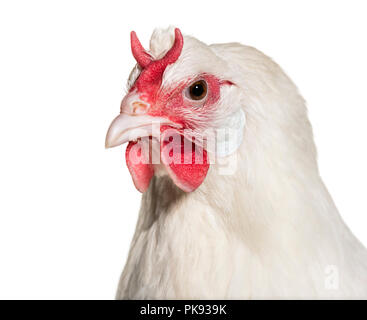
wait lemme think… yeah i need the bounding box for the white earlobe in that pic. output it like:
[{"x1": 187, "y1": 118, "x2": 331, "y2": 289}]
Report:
[{"x1": 215, "y1": 108, "x2": 246, "y2": 158}]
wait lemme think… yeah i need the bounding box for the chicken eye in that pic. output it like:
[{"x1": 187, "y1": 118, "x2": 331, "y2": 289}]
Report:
[{"x1": 188, "y1": 80, "x2": 207, "y2": 100}]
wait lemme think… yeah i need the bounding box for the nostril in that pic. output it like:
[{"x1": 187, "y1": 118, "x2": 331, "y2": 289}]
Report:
[{"x1": 132, "y1": 101, "x2": 148, "y2": 115}]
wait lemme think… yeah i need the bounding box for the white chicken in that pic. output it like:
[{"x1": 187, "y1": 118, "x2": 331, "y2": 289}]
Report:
[{"x1": 106, "y1": 27, "x2": 367, "y2": 299}]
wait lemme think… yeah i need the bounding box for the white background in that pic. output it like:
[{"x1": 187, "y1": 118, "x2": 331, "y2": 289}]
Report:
[{"x1": 0, "y1": 0, "x2": 366, "y2": 299}]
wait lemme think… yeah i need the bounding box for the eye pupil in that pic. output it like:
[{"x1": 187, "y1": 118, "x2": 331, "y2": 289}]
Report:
[
  {"x1": 189, "y1": 80, "x2": 207, "y2": 100},
  {"x1": 191, "y1": 84, "x2": 204, "y2": 96}
]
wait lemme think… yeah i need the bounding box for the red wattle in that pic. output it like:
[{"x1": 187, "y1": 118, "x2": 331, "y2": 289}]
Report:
[
  {"x1": 125, "y1": 130, "x2": 210, "y2": 193},
  {"x1": 160, "y1": 129, "x2": 210, "y2": 192},
  {"x1": 126, "y1": 141, "x2": 154, "y2": 193}
]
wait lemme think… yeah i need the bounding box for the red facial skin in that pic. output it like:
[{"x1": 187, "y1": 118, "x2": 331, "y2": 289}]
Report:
[
  {"x1": 131, "y1": 74, "x2": 222, "y2": 127},
  {"x1": 126, "y1": 74, "x2": 228, "y2": 193}
]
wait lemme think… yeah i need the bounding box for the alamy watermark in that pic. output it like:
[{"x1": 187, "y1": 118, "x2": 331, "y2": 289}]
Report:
[
  {"x1": 126, "y1": 123, "x2": 241, "y2": 175},
  {"x1": 324, "y1": 265, "x2": 339, "y2": 290}
]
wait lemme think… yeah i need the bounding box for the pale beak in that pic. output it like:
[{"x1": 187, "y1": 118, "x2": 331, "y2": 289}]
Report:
[{"x1": 105, "y1": 113, "x2": 182, "y2": 148}]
